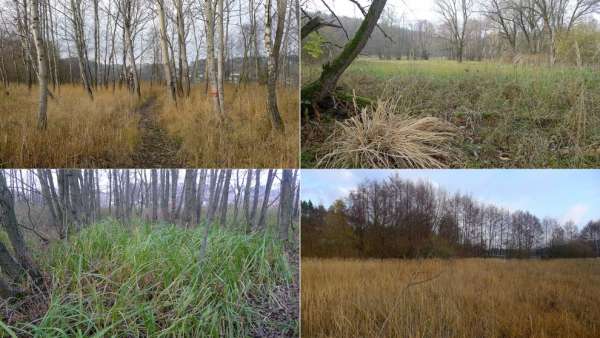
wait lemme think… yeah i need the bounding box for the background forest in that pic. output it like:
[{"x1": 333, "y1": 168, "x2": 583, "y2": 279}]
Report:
[
  {"x1": 302, "y1": 174, "x2": 600, "y2": 258},
  {"x1": 0, "y1": 169, "x2": 299, "y2": 336}
]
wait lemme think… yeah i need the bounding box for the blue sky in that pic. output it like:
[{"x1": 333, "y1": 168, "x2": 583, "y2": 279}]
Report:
[{"x1": 301, "y1": 170, "x2": 600, "y2": 228}]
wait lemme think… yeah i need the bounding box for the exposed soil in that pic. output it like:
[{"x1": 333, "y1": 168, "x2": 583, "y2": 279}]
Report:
[{"x1": 131, "y1": 96, "x2": 181, "y2": 167}]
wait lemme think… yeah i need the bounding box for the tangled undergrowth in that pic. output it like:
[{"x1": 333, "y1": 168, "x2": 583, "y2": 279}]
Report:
[{"x1": 0, "y1": 221, "x2": 296, "y2": 337}]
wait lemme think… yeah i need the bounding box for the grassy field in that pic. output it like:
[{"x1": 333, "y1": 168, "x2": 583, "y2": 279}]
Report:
[
  {"x1": 302, "y1": 258, "x2": 600, "y2": 338},
  {"x1": 158, "y1": 83, "x2": 299, "y2": 167},
  {"x1": 302, "y1": 58, "x2": 600, "y2": 168},
  {"x1": 0, "y1": 83, "x2": 298, "y2": 167},
  {"x1": 0, "y1": 221, "x2": 297, "y2": 337},
  {"x1": 0, "y1": 84, "x2": 142, "y2": 167}
]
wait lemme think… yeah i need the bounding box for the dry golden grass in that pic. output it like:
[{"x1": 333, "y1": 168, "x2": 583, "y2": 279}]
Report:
[
  {"x1": 302, "y1": 258, "x2": 600, "y2": 338},
  {"x1": 0, "y1": 84, "x2": 143, "y2": 167},
  {"x1": 317, "y1": 98, "x2": 456, "y2": 168},
  {"x1": 158, "y1": 83, "x2": 299, "y2": 167}
]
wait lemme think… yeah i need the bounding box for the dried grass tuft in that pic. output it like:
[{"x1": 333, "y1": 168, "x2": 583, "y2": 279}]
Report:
[{"x1": 317, "y1": 97, "x2": 457, "y2": 168}]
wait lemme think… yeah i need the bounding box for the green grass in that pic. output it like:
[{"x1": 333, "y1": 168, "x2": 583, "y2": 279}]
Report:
[
  {"x1": 302, "y1": 58, "x2": 600, "y2": 168},
  {"x1": 1, "y1": 220, "x2": 296, "y2": 337}
]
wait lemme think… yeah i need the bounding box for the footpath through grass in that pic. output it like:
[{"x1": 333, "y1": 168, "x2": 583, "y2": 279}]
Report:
[
  {"x1": 302, "y1": 58, "x2": 600, "y2": 168},
  {"x1": 0, "y1": 220, "x2": 296, "y2": 337}
]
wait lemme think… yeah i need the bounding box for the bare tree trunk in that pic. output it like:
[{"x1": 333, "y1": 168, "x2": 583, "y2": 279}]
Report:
[
  {"x1": 31, "y1": 0, "x2": 48, "y2": 130},
  {"x1": 157, "y1": 0, "x2": 177, "y2": 102},
  {"x1": 250, "y1": 169, "x2": 260, "y2": 229},
  {"x1": 175, "y1": 0, "x2": 191, "y2": 97},
  {"x1": 216, "y1": 0, "x2": 225, "y2": 113},
  {"x1": 301, "y1": 0, "x2": 387, "y2": 103},
  {"x1": 256, "y1": 169, "x2": 274, "y2": 231},
  {"x1": 278, "y1": 169, "x2": 293, "y2": 242},
  {"x1": 93, "y1": 0, "x2": 100, "y2": 87},
  {"x1": 0, "y1": 172, "x2": 43, "y2": 286},
  {"x1": 70, "y1": 0, "x2": 94, "y2": 99},
  {"x1": 150, "y1": 169, "x2": 158, "y2": 222},
  {"x1": 219, "y1": 169, "x2": 231, "y2": 227},
  {"x1": 203, "y1": 0, "x2": 223, "y2": 114},
  {"x1": 243, "y1": 169, "x2": 252, "y2": 233},
  {"x1": 264, "y1": 0, "x2": 287, "y2": 132}
]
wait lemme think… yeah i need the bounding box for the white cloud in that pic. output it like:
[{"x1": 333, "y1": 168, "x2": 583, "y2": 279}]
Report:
[{"x1": 561, "y1": 204, "x2": 589, "y2": 225}]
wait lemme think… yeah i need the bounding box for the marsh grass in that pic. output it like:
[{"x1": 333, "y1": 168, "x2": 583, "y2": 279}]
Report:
[
  {"x1": 0, "y1": 84, "x2": 144, "y2": 167},
  {"x1": 302, "y1": 58, "x2": 600, "y2": 167},
  {"x1": 302, "y1": 258, "x2": 600, "y2": 338},
  {"x1": 158, "y1": 83, "x2": 299, "y2": 167},
  {"x1": 1, "y1": 220, "x2": 295, "y2": 337}
]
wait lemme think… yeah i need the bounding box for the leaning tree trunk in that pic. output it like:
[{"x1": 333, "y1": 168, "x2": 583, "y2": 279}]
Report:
[
  {"x1": 301, "y1": 0, "x2": 387, "y2": 103},
  {"x1": 0, "y1": 172, "x2": 43, "y2": 287},
  {"x1": 31, "y1": 0, "x2": 48, "y2": 130},
  {"x1": 264, "y1": 0, "x2": 286, "y2": 132}
]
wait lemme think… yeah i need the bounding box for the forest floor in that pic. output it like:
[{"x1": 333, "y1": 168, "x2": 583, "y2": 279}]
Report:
[
  {"x1": 0, "y1": 221, "x2": 298, "y2": 337},
  {"x1": 302, "y1": 258, "x2": 600, "y2": 338},
  {"x1": 131, "y1": 95, "x2": 182, "y2": 167},
  {"x1": 302, "y1": 58, "x2": 600, "y2": 168}
]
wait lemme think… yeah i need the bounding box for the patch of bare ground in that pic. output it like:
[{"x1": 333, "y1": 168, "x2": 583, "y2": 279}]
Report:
[{"x1": 131, "y1": 96, "x2": 182, "y2": 167}]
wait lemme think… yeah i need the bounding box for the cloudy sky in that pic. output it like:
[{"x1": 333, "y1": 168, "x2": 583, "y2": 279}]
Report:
[
  {"x1": 303, "y1": 0, "x2": 440, "y2": 24},
  {"x1": 301, "y1": 170, "x2": 600, "y2": 228}
]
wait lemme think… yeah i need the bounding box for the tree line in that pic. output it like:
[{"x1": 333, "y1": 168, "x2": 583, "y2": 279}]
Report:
[
  {"x1": 301, "y1": 175, "x2": 600, "y2": 259},
  {"x1": 0, "y1": 0, "x2": 299, "y2": 131},
  {"x1": 0, "y1": 169, "x2": 299, "y2": 298},
  {"x1": 302, "y1": 0, "x2": 600, "y2": 65}
]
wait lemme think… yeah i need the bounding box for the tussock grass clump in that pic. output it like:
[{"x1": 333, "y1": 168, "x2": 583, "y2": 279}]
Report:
[
  {"x1": 302, "y1": 258, "x2": 600, "y2": 338},
  {"x1": 317, "y1": 98, "x2": 456, "y2": 168},
  {"x1": 0, "y1": 85, "x2": 143, "y2": 167},
  {"x1": 158, "y1": 83, "x2": 299, "y2": 167},
  {"x1": 2, "y1": 220, "x2": 295, "y2": 337}
]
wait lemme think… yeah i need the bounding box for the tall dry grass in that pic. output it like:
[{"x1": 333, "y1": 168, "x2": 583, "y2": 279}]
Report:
[
  {"x1": 317, "y1": 98, "x2": 457, "y2": 168},
  {"x1": 302, "y1": 258, "x2": 600, "y2": 338},
  {"x1": 158, "y1": 83, "x2": 299, "y2": 167},
  {"x1": 0, "y1": 84, "x2": 143, "y2": 167}
]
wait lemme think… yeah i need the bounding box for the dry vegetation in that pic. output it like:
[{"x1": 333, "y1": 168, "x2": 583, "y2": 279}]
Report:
[
  {"x1": 302, "y1": 258, "x2": 600, "y2": 338},
  {"x1": 316, "y1": 98, "x2": 456, "y2": 168},
  {"x1": 0, "y1": 83, "x2": 298, "y2": 167},
  {"x1": 0, "y1": 84, "x2": 142, "y2": 167},
  {"x1": 158, "y1": 83, "x2": 299, "y2": 167},
  {"x1": 301, "y1": 59, "x2": 600, "y2": 168}
]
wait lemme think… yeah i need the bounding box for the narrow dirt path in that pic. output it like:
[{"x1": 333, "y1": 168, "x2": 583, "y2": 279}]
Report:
[{"x1": 131, "y1": 96, "x2": 181, "y2": 167}]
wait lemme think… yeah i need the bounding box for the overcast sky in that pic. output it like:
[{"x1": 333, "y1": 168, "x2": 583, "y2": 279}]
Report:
[
  {"x1": 303, "y1": 0, "x2": 600, "y2": 25},
  {"x1": 301, "y1": 169, "x2": 600, "y2": 228},
  {"x1": 303, "y1": 0, "x2": 440, "y2": 24}
]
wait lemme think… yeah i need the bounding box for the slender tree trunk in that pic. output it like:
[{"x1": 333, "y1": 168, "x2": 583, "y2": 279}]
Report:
[
  {"x1": 157, "y1": 0, "x2": 177, "y2": 102},
  {"x1": 31, "y1": 0, "x2": 48, "y2": 130},
  {"x1": 203, "y1": 0, "x2": 223, "y2": 115},
  {"x1": 219, "y1": 169, "x2": 231, "y2": 227},
  {"x1": 264, "y1": 0, "x2": 287, "y2": 132},
  {"x1": 256, "y1": 169, "x2": 274, "y2": 231},
  {"x1": 216, "y1": 0, "x2": 225, "y2": 112}
]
